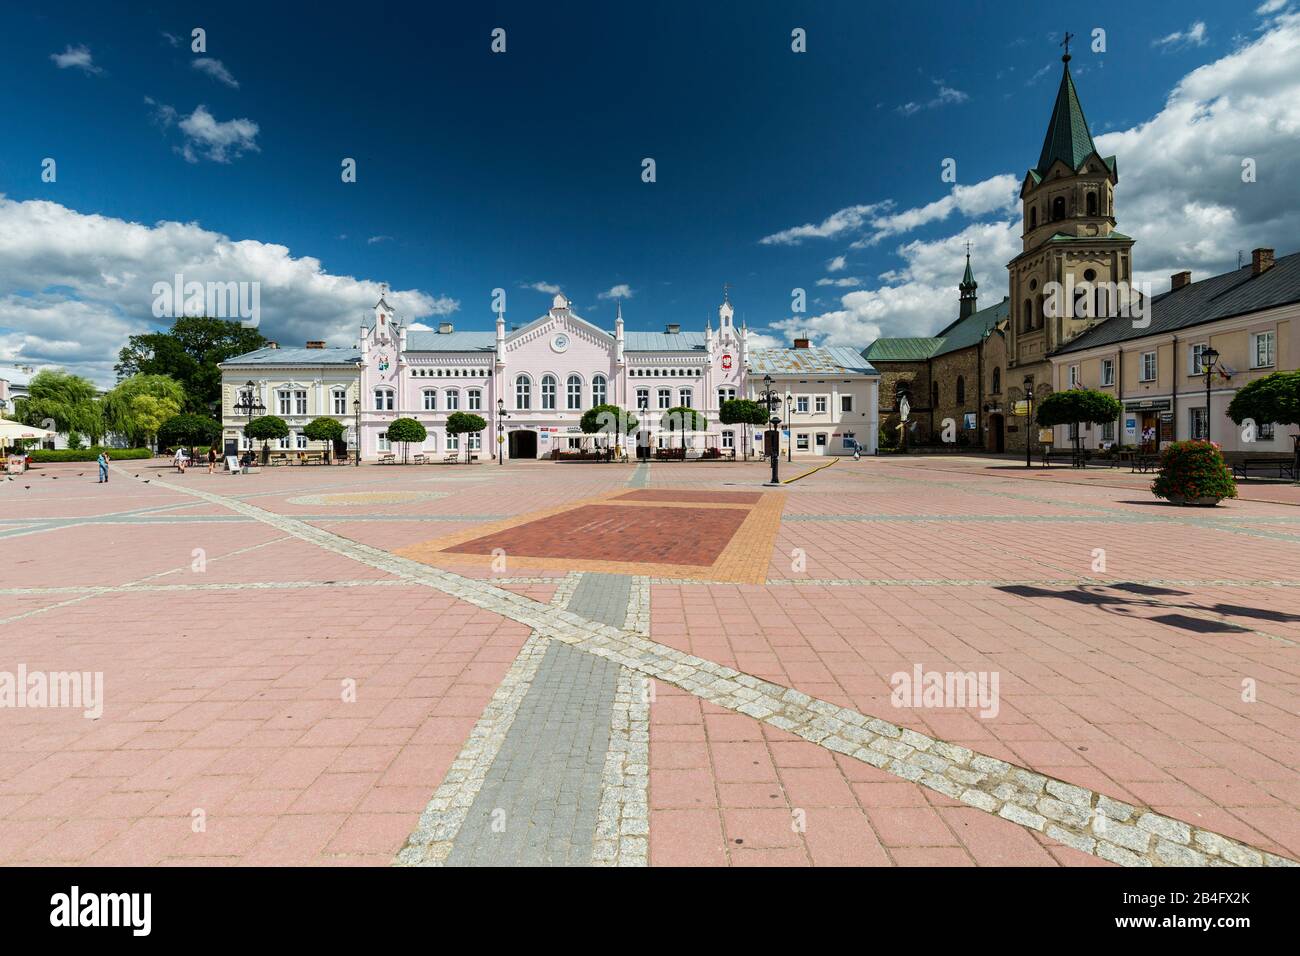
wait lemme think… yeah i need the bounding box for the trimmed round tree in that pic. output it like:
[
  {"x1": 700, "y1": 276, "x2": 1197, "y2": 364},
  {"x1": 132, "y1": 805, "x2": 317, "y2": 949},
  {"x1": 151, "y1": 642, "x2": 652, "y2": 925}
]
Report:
[
  {"x1": 661, "y1": 406, "x2": 708, "y2": 451},
  {"x1": 446, "y1": 411, "x2": 487, "y2": 463},
  {"x1": 386, "y1": 416, "x2": 426, "y2": 464},
  {"x1": 1151, "y1": 440, "x2": 1238, "y2": 506},
  {"x1": 720, "y1": 398, "x2": 768, "y2": 460},
  {"x1": 1036, "y1": 389, "x2": 1122, "y2": 459},
  {"x1": 243, "y1": 415, "x2": 289, "y2": 464},
  {"x1": 580, "y1": 404, "x2": 639, "y2": 456},
  {"x1": 157, "y1": 413, "x2": 222, "y2": 455},
  {"x1": 1227, "y1": 370, "x2": 1300, "y2": 478},
  {"x1": 302, "y1": 416, "x2": 345, "y2": 462}
]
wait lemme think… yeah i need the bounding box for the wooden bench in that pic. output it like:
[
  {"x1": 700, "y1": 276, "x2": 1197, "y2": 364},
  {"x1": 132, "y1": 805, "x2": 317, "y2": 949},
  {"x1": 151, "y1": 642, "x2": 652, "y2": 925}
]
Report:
[
  {"x1": 377, "y1": 453, "x2": 396, "y2": 465},
  {"x1": 1040, "y1": 449, "x2": 1086, "y2": 468},
  {"x1": 412, "y1": 454, "x2": 427, "y2": 465},
  {"x1": 1232, "y1": 458, "x2": 1296, "y2": 480}
]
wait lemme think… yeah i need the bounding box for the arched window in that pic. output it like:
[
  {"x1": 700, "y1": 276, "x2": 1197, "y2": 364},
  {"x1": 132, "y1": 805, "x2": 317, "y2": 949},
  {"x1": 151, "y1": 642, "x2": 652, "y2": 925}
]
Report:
[
  {"x1": 374, "y1": 388, "x2": 394, "y2": 411},
  {"x1": 1086, "y1": 192, "x2": 1098, "y2": 217},
  {"x1": 332, "y1": 388, "x2": 348, "y2": 415},
  {"x1": 636, "y1": 388, "x2": 649, "y2": 410},
  {"x1": 592, "y1": 374, "x2": 607, "y2": 407},
  {"x1": 678, "y1": 387, "x2": 693, "y2": 408},
  {"x1": 992, "y1": 367, "x2": 1001, "y2": 395},
  {"x1": 515, "y1": 375, "x2": 531, "y2": 410},
  {"x1": 1052, "y1": 195, "x2": 1066, "y2": 221},
  {"x1": 956, "y1": 376, "x2": 965, "y2": 404},
  {"x1": 541, "y1": 375, "x2": 557, "y2": 410},
  {"x1": 445, "y1": 389, "x2": 459, "y2": 411},
  {"x1": 657, "y1": 388, "x2": 671, "y2": 409},
  {"x1": 1023, "y1": 299, "x2": 1034, "y2": 333},
  {"x1": 466, "y1": 388, "x2": 482, "y2": 411},
  {"x1": 718, "y1": 387, "x2": 736, "y2": 406},
  {"x1": 1029, "y1": 206, "x2": 1037, "y2": 230},
  {"x1": 566, "y1": 374, "x2": 582, "y2": 410},
  {"x1": 422, "y1": 389, "x2": 437, "y2": 411}
]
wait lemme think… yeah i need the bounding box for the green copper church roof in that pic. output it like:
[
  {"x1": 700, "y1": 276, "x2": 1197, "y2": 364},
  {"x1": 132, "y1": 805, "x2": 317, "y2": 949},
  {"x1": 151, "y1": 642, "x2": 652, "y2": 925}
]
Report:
[
  {"x1": 960, "y1": 254, "x2": 976, "y2": 289},
  {"x1": 1035, "y1": 59, "x2": 1097, "y2": 175}
]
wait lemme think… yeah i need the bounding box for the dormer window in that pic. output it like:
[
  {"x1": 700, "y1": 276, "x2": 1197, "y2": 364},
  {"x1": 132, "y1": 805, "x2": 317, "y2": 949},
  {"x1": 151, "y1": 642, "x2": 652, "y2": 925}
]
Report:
[{"x1": 1086, "y1": 192, "x2": 1098, "y2": 217}]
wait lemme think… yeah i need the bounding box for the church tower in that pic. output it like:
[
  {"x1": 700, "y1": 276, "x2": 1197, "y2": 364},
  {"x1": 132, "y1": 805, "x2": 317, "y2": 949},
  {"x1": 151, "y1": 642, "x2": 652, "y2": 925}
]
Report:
[
  {"x1": 1006, "y1": 36, "x2": 1133, "y2": 385},
  {"x1": 959, "y1": 248, "x2": 978, "y2": 320}
]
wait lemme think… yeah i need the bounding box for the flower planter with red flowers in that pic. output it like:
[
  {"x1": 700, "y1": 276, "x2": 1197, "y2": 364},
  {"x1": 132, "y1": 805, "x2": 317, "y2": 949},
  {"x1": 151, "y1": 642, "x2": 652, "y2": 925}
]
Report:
[{"x1": 1151, "y1": 440, "x2": 1238, "y2": 506}]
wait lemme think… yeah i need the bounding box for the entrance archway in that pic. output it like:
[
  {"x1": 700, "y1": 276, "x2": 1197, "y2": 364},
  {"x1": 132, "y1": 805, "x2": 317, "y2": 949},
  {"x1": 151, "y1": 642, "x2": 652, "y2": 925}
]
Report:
[{"x1": 508, "y1": 430, "x2": 538, "y2": 459}]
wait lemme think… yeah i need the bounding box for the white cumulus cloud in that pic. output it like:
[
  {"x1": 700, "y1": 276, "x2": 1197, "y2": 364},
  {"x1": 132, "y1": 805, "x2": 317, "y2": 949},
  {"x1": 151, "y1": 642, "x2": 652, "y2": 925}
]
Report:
[
  {"x1": 193, "y1": 58, "x2": 239, "y2": 89},
  {"x1": 0, "y1": 196, "x2": 457, "y2": 386},
  {"x1": 50, "y1": 44, "x2": 102, "y2": 75}
]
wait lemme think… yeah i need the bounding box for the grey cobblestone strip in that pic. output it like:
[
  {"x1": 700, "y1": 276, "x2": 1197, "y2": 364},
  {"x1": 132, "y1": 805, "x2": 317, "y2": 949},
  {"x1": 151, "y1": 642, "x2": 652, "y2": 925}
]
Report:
[
  {"x1": 137, "y1": 469, "x2": 1296, "y2": 869},
  {"x1": 443, "y1": 640, "x2": 621, "y2": 866},
  {"x1": 593, "y1": 667, "x2": 650, "y2": 866},
  {"x1": 628, "y1": 462, "x2": 649, "y2": 488},
  {"x1": 568, "y1": 573, "x2": 634, "y2": 626},
  {"x1": 397, "y1": 632, "x2": 551, "y2": 865}
]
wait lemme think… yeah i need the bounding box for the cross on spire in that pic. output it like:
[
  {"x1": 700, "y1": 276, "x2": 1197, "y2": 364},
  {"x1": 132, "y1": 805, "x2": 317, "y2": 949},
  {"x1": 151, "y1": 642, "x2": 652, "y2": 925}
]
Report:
[
  {"x1": 1060, "y1": 31, "x2": 1074, "y2": 63},
  {"x1": 723, "y1": 281, "x2": 730, "y2": 303}
]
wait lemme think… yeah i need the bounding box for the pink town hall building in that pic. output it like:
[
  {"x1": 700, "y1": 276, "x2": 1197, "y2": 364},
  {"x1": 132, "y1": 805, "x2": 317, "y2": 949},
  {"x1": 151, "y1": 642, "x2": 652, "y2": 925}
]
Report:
[{"x1": 358, "y1": 290, "x2": 878, "y2": 461}]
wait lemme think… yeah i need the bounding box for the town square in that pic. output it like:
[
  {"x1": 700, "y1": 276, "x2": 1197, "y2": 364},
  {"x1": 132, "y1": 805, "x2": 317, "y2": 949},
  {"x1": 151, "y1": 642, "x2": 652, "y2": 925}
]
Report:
[{"x1": 1, "y1": 0, "x2": 1299, "y2": 933}]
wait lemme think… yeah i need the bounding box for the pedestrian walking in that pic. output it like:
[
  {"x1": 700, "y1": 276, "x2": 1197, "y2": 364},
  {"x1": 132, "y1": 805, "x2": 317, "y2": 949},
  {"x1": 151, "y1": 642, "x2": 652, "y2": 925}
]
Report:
[
  {"x1": 207, "y1": 446, "x2": 218, "y2": 475},
  {"x1": 97, "y1": 449, "x2": 109, "y2": 483},
  {"x1": 174, "y1": 446, "x2": 187, "y2": 474}
]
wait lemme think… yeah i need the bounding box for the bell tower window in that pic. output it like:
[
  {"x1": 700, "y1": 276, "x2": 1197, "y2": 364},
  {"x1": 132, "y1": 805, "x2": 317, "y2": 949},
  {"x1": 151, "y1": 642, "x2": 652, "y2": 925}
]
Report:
[{"x1": 1051, "y1": 196, "x2": 1065, "y2": 221}]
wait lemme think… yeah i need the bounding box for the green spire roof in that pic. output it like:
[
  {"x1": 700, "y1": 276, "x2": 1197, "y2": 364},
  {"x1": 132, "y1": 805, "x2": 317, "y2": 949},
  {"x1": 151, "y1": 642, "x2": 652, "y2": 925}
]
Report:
[
  {"x1": 1035, "y1": 58, "x2": 1097, "y2": 175},
  {"x1": 960, "y1": 253, "x2": 976, "y2": 290}
]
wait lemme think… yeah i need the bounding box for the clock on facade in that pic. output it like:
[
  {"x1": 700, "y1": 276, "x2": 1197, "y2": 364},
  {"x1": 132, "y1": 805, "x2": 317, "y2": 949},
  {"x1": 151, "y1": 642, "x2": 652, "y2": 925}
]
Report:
[{"x1": 551, "y1": 333, "x2": 570, "y2": 353}]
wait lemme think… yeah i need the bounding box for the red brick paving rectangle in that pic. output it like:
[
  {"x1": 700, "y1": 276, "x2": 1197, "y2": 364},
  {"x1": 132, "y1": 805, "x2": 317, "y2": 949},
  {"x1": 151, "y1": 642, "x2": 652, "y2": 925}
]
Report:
[{"x1": 445, "y1": 504, "x2": 749, "y2": 566}]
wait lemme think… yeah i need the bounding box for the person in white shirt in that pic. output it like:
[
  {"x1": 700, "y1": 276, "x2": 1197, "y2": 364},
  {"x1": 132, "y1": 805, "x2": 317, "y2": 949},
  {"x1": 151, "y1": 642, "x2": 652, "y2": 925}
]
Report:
[{"x1": 174, "y1": 447, "x2": 187, "y2": 473}]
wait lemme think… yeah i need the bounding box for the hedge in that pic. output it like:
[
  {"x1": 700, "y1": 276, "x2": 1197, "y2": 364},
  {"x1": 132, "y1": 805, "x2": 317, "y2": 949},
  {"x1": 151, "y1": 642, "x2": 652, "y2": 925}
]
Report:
[{"x1": 23, "y1": 446, "x2": 153, "y2": 462}]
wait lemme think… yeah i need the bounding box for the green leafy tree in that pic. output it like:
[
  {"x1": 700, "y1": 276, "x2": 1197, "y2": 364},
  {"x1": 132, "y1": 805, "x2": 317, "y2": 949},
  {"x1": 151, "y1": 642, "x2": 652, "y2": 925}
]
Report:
[
  {"x1": 302, "y1": 416, "x2": 345, "y2": 461},
  {"x1": 445, "y1": 412, "x2": 487, "y2": 463},
  {"x1": 386, "y1": 417, "x2": 427, "y2": 463},
  {"x1": 157, "y1": 413, "x2": 222, "y2": 453},
  {"x1": 720, "y1": 398, "x2": 768, "y2": 459},
  {"x1": 1227, "y1": 370, "x2": 1300, "y2": 475},
  {"x1": 14, "y1": 370, "x2": 104, "y2": 442},
  {"x1": 244, "y1": 415, "x2": 289, "y2": 463},
  {"x1": 1036, "y1": 389, "x2": 1122, "y2": 459},
  {"x1": 580, "y1": 404, "x2": 638, "y2": 454},
  {"x1": 661, "y1": 406, "x2": 707, "y2": 450},
  {"x1": 102, "y1": 374, "x2": 186, "y2": 447},
  {"x1": 116, "y1": 316, "x2": 268, "y2": 414}
]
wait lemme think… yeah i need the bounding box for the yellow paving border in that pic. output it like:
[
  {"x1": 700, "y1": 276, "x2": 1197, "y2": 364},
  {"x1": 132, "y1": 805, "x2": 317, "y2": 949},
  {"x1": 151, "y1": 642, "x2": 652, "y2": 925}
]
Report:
[
  {"x1": 782, "y1": 457, "x2": 838, "y2": 484},
  {"x1": 393, "y1": 488, "x2": 786, "y2": 584}
]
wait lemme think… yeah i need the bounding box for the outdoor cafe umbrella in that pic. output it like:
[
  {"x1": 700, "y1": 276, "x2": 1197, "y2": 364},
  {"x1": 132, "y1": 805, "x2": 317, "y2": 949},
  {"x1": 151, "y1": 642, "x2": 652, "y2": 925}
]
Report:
[{"x1": 0, "y1": 419, "x2": 58, "y2": 450}]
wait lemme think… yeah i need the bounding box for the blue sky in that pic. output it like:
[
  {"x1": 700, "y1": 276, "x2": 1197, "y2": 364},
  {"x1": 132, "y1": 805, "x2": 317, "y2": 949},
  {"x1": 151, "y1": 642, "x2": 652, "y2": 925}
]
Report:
[{"x1": 2, "y1": 1, "x2": 1298, "y2": 383}]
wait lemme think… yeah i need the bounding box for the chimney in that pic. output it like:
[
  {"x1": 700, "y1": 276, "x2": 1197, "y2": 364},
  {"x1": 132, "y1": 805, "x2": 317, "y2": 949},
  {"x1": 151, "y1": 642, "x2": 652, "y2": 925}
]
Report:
[
  {"x1": 1170, "y1": 271, "x2": 1191, "y2": 291},
  {"x1": 665, "y1": 323, "x2": 681, "y2": 334},
  {"x1": 793, "y1": 337, "x2": 811, "y2": 349},
  {"x1": 305, "y1": 340, "x2": 325, "y2": 349},
  {"x1": 266, "y1": 341, "x2": 279, "y2": 349},
  {"x1": 438, "y1": 322, "x2": 454, "y2": 334},
  {"x1": 1251, "y1": 248, "x2": 1275, "y2": 277}
]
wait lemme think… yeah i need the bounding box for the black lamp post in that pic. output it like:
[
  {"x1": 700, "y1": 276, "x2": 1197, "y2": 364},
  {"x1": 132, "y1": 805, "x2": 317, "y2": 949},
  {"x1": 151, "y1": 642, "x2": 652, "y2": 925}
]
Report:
[
  {"x1": 1201, "y1": 346, "x2": 1220, "y2": 443},
  {"x1": 785, "y1": 392, "x2": 793, "y2": 462},
  {"x1": 353, "y1": 398, "x2": 361, "y2": 466},
  {"x1": 1023, "y1": 378, "x2": 1035, "y2": 469},
  {"x1": 233, "y1": 379, "x2": 266, "y2": 467},
  {"x1": 496, "y1": 397, "x2": 508, "y2": 465},
  {"x1": 757, "y1": 374, "x2": 782, "y2": 484}
]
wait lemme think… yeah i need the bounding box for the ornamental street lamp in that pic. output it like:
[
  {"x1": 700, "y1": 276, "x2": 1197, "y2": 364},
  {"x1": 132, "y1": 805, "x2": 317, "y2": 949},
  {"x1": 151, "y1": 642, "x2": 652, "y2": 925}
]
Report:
[
  {"x1": 233, "y1": 379, "x2": 266, "y2": 467},
  {"x1": 353, "y1": 398, "x2": 361, "y2": 466},
  {"x1": 757, "y1": 374, "x2": 782, "y2": 484},
  {"x1": 1201, "y1": 346, "x2": 1220, "y2": 443},
  {"x1": 496, "y1": 397, "x2": 509, "y2": 465},
  {"x1": 1022, "y1": 378, "x2": 1035, "y2": 469},
  {"x1": 785, "y1": 392, "x2": 793, "y2": 462}
]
